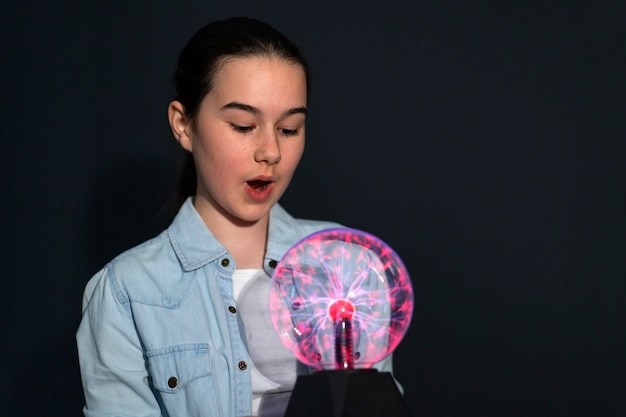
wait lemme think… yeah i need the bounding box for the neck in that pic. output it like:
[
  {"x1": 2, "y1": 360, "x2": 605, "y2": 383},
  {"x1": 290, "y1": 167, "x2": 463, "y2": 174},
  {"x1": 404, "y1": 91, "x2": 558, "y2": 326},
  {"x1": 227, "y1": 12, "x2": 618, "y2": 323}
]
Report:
[
  {"x1": 193, "y1": 198, "x2": 269, "y2": 269},
  {"x1": 216, "y1": 221, "x2": 268, "y2": 269}
]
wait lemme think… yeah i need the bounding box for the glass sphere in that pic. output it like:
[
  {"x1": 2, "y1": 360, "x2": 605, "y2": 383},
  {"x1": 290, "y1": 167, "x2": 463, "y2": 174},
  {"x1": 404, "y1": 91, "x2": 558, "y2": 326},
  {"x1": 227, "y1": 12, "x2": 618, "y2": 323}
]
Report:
[{"x1": 269, "y1": 227, "x2": 414, "y2": 370}]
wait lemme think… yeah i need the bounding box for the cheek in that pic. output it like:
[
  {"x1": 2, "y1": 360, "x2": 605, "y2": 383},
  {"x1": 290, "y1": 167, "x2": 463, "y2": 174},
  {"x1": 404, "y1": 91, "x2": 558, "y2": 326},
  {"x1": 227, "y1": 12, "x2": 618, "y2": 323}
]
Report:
[
  {"x1": 283, "y1": 141, "x2": 305, "y2": 172},
  {"x1": 191, "y1": 144, "x2": 229, "y2": 185},
  {"x1": 201, "y1": 149, "x2": 246, "y2": 181},
  {"x1": 281, "y1": 147, "x2": 304, "y2": 177},
  {"x1": 193, "y1": 128, "x2": 242, "y2": 168}
]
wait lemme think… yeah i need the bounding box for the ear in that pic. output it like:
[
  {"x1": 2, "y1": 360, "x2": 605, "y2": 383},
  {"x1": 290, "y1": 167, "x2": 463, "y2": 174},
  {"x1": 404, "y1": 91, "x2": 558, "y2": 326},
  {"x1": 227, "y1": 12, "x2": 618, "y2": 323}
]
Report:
[{"x1": 168, "y1": 100, "x2": 193, "y2": 152}]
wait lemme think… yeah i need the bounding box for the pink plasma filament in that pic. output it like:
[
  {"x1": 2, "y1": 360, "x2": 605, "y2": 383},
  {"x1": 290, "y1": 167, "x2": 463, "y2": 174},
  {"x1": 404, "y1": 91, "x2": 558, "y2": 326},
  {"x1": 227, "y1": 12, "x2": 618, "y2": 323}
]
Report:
[
  {"x1": 329, "y1": 299, "x2": 355, "y2": 369},
  {"x1": 269, "y1": 227, "x2": 415, "y2": 370}
]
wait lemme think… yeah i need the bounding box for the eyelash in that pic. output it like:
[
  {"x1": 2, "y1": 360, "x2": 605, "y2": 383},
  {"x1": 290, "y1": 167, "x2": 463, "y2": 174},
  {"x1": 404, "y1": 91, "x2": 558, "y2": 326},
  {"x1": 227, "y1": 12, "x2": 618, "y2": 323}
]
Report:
[
  {"x1": 229, "y1": 123, "x2": 254, "y2": 133},
  {"x1": 229, "y1": 124, "x2": 300, "y2": 137},
  {"x1": 279, "y1": 128, "x2": 299, "y2": 137}
]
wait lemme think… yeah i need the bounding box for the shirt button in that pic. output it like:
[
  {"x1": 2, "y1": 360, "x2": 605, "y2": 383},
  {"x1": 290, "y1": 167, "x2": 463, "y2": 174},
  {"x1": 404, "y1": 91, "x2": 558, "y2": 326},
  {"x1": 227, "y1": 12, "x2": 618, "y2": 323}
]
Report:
[
  {"x1": 168, "y1": 376, "x2": 178, "y2": 388},
  {"x1": 238, "y1": 361, "x2": 247, "y2": 371},
  {"x1": 228, "y1": 306, "x2": 237, "y2": 314},
  {"x1": 268, "y1": 259, "x2": 277, "y2": 268},
  {"x1": 221, "y1": 258, "x2": 230, "y2": 267}
]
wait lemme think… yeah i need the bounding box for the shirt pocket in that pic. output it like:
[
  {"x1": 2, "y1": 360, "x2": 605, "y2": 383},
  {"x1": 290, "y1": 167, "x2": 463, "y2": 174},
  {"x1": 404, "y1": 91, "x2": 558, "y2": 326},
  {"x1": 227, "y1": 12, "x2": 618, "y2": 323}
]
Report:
[{"x1": 147, "y1": 343, "x2": 214, "y2": 393}]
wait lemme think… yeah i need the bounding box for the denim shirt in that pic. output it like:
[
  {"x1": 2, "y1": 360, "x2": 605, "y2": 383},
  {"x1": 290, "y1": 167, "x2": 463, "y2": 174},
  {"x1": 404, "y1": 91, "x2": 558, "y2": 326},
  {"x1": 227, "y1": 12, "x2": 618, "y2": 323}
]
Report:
[{"x1": 76, "y1": 198, "x2": 396, "y2": 417}]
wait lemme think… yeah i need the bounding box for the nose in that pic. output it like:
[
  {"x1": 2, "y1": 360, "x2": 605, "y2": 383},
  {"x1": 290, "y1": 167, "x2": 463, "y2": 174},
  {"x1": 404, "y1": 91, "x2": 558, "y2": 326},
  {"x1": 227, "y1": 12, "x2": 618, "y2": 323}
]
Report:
[{"x1": 254, "y1": 129, "x2": 281, "y2": 164}]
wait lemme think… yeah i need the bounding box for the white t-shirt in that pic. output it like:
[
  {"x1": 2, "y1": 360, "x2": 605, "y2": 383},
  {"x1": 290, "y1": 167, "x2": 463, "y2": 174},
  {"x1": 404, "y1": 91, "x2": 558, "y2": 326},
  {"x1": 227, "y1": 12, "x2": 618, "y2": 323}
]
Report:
[{"x1": 232, "y1": 269, "x2": 297, "y2": 416}]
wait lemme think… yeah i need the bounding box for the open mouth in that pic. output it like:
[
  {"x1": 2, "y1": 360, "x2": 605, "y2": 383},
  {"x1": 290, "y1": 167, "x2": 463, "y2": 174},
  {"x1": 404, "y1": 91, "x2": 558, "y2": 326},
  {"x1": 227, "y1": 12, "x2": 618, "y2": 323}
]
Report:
[{"x1": 247, "y1": 180, "x2": 271, "y2": 191}]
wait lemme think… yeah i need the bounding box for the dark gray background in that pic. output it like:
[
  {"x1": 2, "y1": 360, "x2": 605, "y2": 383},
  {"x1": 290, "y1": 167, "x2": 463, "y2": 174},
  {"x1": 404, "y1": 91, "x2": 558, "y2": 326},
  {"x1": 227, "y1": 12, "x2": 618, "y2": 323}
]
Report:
[{"x1": 1, "y1": 1, "x2": 624, "y2": 416}]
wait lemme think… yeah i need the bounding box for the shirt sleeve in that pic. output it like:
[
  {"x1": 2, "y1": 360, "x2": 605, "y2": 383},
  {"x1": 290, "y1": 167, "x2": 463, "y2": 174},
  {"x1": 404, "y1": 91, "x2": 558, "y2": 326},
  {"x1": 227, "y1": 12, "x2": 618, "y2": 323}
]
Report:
[{"x1": 76, "y1": 266, "x2": 161, "y2": 417}]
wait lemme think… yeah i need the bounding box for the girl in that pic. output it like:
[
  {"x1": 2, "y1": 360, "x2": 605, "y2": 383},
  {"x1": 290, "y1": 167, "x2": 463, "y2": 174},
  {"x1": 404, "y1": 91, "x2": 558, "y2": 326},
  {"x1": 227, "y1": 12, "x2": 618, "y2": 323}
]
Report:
[{"x1": 77, "y1": 17, "x2": 395, "y2": 417}]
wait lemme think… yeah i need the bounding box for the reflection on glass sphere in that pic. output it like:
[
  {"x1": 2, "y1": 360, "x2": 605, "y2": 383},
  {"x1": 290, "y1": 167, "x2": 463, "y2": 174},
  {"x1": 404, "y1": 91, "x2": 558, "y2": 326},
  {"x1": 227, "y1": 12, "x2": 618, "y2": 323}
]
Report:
[{"x1": 269, "y1": 227, "x2": 414, "y2": 370}]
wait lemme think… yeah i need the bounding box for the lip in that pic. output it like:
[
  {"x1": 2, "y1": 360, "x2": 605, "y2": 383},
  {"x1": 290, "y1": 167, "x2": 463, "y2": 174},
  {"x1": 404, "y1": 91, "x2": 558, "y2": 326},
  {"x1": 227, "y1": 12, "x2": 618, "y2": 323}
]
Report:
[{"x1": 245, "y1": 176, "x2": 276, "y2": 202}]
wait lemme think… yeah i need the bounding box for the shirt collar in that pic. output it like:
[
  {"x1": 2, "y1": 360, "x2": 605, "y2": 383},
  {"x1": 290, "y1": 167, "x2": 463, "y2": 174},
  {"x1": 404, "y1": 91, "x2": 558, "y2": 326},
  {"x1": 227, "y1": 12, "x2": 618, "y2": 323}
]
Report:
[
  {"x1": 167, "y1": 198, "x2": 227, "y2": 271},
  {"x1": 265, "y1": 203, "x2": 305, "y2": 263},
  {"x1": 167, "y1": 197, "x2": 302, "y2": 272}
]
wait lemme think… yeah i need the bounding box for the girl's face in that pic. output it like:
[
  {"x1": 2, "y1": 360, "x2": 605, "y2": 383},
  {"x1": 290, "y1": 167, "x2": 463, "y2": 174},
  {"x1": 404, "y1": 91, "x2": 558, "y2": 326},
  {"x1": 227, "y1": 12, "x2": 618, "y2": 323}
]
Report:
[{"x1": 171, "y1": 56, "x2": 307, "y2": 227}]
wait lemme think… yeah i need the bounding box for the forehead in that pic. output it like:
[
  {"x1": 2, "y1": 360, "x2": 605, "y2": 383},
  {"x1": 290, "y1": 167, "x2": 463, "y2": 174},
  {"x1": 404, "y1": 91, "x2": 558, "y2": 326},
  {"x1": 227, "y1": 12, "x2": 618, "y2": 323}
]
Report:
[{"x1": 208, "y1": 56, "x2": 307, "y2": 108}]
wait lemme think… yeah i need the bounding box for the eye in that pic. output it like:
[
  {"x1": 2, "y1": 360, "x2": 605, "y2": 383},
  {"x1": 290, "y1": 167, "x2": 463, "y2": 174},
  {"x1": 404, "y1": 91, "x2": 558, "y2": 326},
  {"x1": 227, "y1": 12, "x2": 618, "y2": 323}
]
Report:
[
  {"x1": 278, "y1": 128, "x2": 299, "y2": 137},
  {"x1": 230, "y1": 123, "x2": 254, "y2": 133}
]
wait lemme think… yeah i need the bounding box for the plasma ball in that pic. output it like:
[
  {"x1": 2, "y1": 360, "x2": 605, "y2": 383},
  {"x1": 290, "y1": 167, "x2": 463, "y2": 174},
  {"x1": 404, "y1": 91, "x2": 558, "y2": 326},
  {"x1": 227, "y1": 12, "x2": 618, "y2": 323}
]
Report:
[
  {"x1": 268, "y1": 227, "x2": 414, "y2": 370},
  {"x1": 328, "y1": 299, "x2": 355, "y2": 322}
]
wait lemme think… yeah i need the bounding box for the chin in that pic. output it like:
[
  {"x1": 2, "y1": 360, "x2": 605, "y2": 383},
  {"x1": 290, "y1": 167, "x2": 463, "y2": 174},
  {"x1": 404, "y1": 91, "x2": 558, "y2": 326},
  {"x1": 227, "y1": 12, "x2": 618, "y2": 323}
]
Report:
[{"x1": 231, "y1": 204, "x2": 273, "y2": 225}]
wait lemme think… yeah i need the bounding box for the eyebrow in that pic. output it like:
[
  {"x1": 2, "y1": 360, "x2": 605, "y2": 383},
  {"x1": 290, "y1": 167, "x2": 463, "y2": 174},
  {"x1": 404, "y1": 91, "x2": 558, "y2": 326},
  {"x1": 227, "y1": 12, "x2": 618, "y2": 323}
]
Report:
[{"x1": 221, "y1": 101, "x2": 307, "y2": 117}]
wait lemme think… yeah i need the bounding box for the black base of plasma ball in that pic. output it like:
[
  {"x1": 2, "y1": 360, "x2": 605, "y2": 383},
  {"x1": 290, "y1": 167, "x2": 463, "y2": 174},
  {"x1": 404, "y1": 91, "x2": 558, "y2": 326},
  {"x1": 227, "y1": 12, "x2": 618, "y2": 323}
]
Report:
[{"x1": 284, "y1": 369, "x2": 412, "y2": 417}]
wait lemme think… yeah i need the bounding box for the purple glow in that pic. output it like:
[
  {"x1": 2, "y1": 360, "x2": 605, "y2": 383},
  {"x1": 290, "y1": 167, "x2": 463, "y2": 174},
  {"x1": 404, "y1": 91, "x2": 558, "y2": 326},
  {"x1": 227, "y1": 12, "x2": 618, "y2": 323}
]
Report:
[{"x1": 269, "y1": 228, "x2": 414, "y2": 370}]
